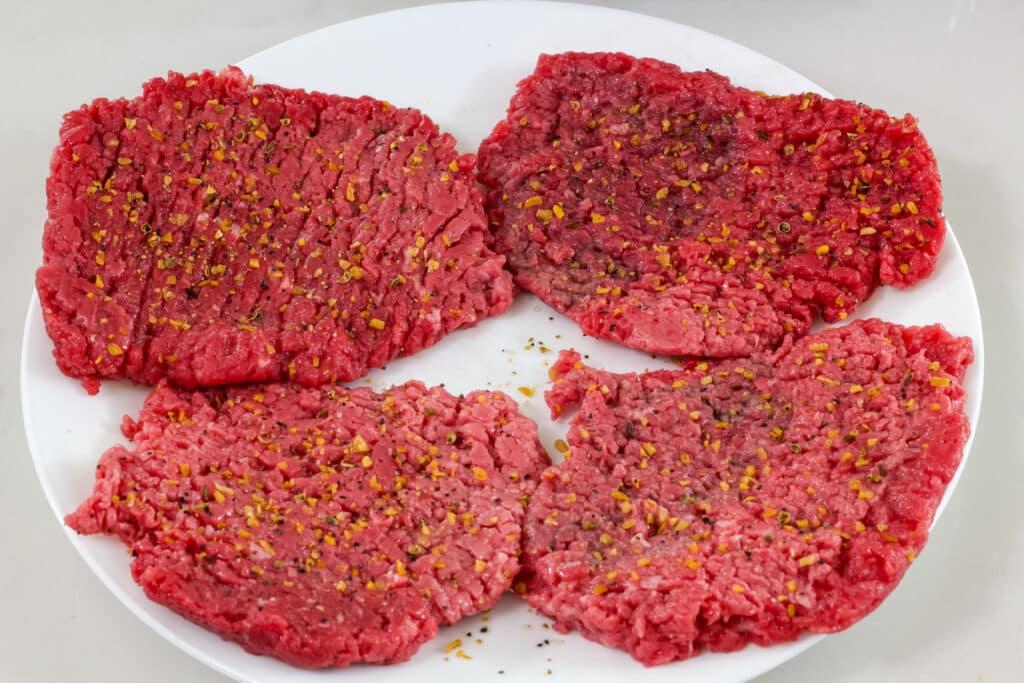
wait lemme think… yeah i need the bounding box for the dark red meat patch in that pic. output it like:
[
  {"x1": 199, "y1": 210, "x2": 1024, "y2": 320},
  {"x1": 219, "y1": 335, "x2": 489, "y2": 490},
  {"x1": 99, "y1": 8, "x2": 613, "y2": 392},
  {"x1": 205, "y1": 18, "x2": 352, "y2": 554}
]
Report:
[
  {"x1": 478, "y1": 53, "x2": 945, "y2": 357},
  {"x1": 66, "y1": 381, "x2": 548, "y2": 668},
  {"x1": 521, "y1": 319, "x2": 971, "y2": 665},
  {"x1": 38, "y1": 68, "x2": 512, "y2": 391}
]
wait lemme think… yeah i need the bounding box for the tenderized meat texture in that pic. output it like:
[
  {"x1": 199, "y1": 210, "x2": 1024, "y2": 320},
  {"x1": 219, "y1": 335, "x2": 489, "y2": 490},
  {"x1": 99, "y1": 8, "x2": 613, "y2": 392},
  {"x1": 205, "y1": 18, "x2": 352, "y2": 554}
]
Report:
[
  {"x1": 478, "y1": 52, "x2": 945, "y2": 357},
  {"x1": 38, "y1": 68, "x2": 512, "y2": 393},
  {"x1": 66, "y1": 381, "x2": 549, "y2": 668},
  {"x1": 522, "y1": 319, "x2": 971, "y2": 665}
]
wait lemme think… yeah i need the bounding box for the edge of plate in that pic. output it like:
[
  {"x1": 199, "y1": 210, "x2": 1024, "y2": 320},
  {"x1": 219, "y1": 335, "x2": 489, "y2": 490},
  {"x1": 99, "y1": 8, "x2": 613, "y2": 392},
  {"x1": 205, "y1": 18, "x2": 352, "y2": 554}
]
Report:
[
  {"x1": 930, "y1": 228, "x2": 984, "y2": 521},
  {"x1": 238, "y1": 0, "x2": 837, "y2": 99},
  {"x1": 20, "y1": 292, "x2": 250, "y2": 683}
]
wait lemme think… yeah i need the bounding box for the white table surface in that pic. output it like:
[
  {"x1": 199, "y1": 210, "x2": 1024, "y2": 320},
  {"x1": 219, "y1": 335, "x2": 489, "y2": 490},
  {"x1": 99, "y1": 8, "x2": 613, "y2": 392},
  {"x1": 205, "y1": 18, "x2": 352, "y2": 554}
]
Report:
[{"x1": 2, "y1": 1, "x2": 1020, "y2": 681}]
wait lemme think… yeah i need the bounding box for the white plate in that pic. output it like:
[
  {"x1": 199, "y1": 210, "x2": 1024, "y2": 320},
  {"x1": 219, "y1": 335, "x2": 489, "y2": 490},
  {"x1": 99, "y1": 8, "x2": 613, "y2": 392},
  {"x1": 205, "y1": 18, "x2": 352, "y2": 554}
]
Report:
[{"x1": 21, "y1": 2, "x2": 984, "y2": 682}]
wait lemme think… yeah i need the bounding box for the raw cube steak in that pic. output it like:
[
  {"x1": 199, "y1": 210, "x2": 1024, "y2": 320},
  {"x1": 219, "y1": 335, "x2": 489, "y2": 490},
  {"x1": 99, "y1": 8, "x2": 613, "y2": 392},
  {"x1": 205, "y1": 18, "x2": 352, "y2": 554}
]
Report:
[
  {"x1": 478, "y1": 52, "x2": 945, "y2": 356},
  {"x1": 38, "y1": 68, "x2": 512, "y2": 392},
  {"x1": 67, "y1": 381, "x2": 549, "y2": 668},
  {"x1": 522, "y1": 319, "x2": 971, "y2": 665}
]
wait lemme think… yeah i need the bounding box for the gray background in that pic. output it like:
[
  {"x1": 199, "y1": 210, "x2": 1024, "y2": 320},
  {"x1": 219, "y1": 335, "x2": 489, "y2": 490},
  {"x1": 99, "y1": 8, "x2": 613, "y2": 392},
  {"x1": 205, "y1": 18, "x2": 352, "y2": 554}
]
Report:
[{"x1": 1, "y1": 1, "x2": 1020, "y2": 681}]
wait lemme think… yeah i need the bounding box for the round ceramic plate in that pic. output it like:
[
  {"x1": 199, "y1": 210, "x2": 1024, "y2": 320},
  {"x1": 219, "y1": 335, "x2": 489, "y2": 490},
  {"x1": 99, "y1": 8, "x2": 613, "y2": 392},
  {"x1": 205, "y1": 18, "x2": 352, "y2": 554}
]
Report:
[{"x1": 22, "y1": 2, "x2": 984, "y2": 682}]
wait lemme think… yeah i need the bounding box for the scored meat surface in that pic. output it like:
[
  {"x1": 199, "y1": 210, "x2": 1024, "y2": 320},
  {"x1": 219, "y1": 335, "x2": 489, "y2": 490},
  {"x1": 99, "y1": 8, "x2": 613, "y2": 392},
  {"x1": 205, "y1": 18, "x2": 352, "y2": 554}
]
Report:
[
  {"x1": 39, "y1": 68, "x2": 512, "y2": 393},
  {"x1": 478, "y1": 52, "x2": 945, "y2": 357},
  {"x1": 521, "y1": 319, "x2": 971, "y2": 665},
  {"x1": 67, "y1": 381, "x2": 549, "y2": 668}
]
